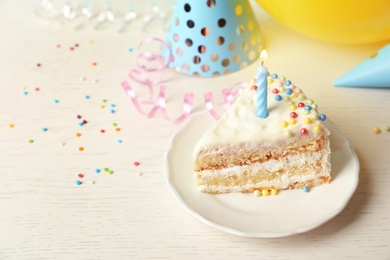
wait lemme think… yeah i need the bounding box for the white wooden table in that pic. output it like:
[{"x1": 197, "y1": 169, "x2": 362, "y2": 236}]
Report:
[{"x1": 1, "y1": 1, "x2": 389, "y2": 259}]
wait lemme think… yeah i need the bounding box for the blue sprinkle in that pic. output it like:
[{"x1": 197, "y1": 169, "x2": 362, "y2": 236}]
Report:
[
  {"x1": 271, "y1": 74, "x2": 278, "y2": 79},
  {"x1": 54, "y1": 99, "x2": 59, "y2": 103},
  {"x1": 117, "y1": 139, "x2": 123, "y2": 143},
  {"x1": 304, "y1": 105, "x2": 312, "y2": 111},
  {"x1": 275, "y1": 95, "x2": 282, "y2": 101},
  {"x1": 23, "y1": 91, "x2": 29, "y2": 95},
  {"x1": 110, "y1": 103, "x2": 115, "y2": 107},
  {"x1": 76, "y1": 180, "x2": 82, "y2": 185},
  {"x1": 303, "y1": 186, "x2": 309, "y2": 193},
  {"x1": 78, "y1": 122, "x2": 84, "y2": 126},
  {"x1": 42, "y1": 127, "x2": 48, "y2": 132},
  {"x1": 128, "y1": 48, "x2": 133, "y2": 52},
  {"x1": 319, "y1": 114, "x2": 327, "y2": 121},
  {"x1": 85, "y1": 95, "x2": 90, "y2": 99},
  {"x1": 285, "y1": 80, "x2": 292, "y2": 86},
  {"x1": 285, "y1": 88, "x2": 293, "y2": 95},
  {"x1": 95, "y1": 168, "x2": 101, "y2": 173},
  {"x1": 110, "y1": 109, "x2": 115, "y2": 113}
]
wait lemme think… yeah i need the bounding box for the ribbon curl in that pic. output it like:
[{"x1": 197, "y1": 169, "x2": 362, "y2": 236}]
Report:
[{"x1": 121, "y1": 36, "x2": 247, "y2": 123}]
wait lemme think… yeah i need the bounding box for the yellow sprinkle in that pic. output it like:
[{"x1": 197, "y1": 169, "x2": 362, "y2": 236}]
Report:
[
  {"x1": 261, "y1": 189, "x2": 269, "y2": 196},
  {"x1": 271, "y1": 189, "x2": 278, "y2": 195},
  {"x1": 290, "y1": 104, "x2": 297, "y2": 111},
  {"x1": 280, "y1": 120, "x2": 289, "y2": 128},
  {"x1": 384, "y1": 126, "x2": 390, "y2": 132},
  {"x1": 289, "y1": 118, "x2": 297, "y2": 125},
  {"x1": 304, "y1": 117, "x2": 312, "y2": 124},
  {"x1": 100, "y1": 105, "x2": 105, "y2": 109},
  {"x1": 290, "y1": 92, "x2": 298, "y2": 98},
  {"x1": 313, "y1": 125, "x2": 321, "y2": 132},
  {"x1": 253, "y1": 190, "x2": 261, "y2": 197},
  {"x1": 268, "y1": 78, "x2": 274, "y2": 84},
  {"x1": 373, "y1": 127, "x2": 381, "y2": 134},
  {"x1": 8, "y1": 124, "x2": 14, "y2": 128}
]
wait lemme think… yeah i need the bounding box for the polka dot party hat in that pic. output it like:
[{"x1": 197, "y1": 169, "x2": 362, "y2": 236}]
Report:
[{"x1": 161, "y1": 0, "x2": 264, "y2": 77}]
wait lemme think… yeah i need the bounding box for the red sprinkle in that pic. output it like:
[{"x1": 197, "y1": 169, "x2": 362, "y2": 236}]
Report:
[
  {"x1": 100, "y1": 129, "x2": 105, "y2": 133},
  {"x1": 77, "y1": 115, "x2": 82, "y2": 119},
  {"x1": 36, "y1": 63, "x2": 41, "y2": 67},
  {"x1": 82, "y1": 119, "x2": 87, "y2": 124},
  {"x1": 35, "y1": 87, "x2": 40, "y2": 91},
  {"x1": 290, "y1": 112, "x2": 298, "y2": 118},
  {"x1": 133, "y1": 161, "x2": 140, "y2": 166},
  {"x1": 298, "y1": 102, "x2": 305, "y2": 108},
  {"x1": 272, "y1": 88, "x2": 279, "y2": 94},
  {"x1": 56, "y1": 44, "x2": 61, "y2": 48},
  {"x1": 78, "y1": 173, "x2": 84, "y2": 178},
  {"x1": 70, "y1": 47, "x2": 74, "y2": 51},
  {"x1": 300, "y1": 128, "x2": 308, "y2": 135},
  {"x1": 250, "y1": 85, "x2": 257, "y2": 91}
]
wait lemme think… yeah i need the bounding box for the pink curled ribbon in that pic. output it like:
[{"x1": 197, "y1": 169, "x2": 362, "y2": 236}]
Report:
[
  {"x1": 121, "y1": 36, "x2": 248, "y2": 123},
  {"x1": 204, "y1": 81, "x2": 248, "y2": 120},
  {"x1": 121, "y1": 37, "x2": 194, "y2": 123}
]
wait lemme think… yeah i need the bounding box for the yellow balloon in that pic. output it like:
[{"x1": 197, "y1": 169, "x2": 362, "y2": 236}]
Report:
[{"x1": 256, "y1": 0, "x2": 390, "y2": 44}]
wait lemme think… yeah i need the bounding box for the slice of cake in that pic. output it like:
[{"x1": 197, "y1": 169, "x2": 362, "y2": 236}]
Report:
[{"x1": 193, "y1": 74, "x2": 331, "y2": 194}]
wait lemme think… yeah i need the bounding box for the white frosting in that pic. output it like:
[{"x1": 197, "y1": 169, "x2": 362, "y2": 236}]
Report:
[{"x1": 194, "y1": 76, "x2": 329, "y2": 153}]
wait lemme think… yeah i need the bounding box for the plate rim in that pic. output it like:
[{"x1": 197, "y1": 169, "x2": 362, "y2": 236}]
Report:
[{"x1": 164, "y1": 110, "x2": 360, "y2": 238}]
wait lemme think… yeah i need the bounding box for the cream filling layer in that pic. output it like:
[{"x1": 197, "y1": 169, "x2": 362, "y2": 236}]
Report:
[{"x1": 196, "y1": 151, "x2": 331, "y2": 191}]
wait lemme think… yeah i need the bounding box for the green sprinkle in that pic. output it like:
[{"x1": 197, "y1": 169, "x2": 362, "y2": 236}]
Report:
[
  {"x1": 102, "y1": 99, "x2": 107, "y2": 103},
  {"x1": 112, "y1": 123, "x2": 117, "y2": 127},
  {"x1": 28, "y1": 139, "x2": 34, "y2": 143},
  {"x1": 103, "y1": 167, "x2": 109, "y2": 172},
  {"x1": 108, "y1": 170, "x2": 113, "y2": 174}
]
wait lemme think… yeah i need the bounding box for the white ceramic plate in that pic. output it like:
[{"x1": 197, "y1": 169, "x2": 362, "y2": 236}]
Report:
[{"x1": 164, "y1": 110, "x2": 359, "y2": 238}]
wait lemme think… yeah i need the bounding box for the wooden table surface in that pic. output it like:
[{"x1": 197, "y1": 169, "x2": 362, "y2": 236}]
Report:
[{"x1": 1, "y1": 1, "x2": 389, "y2": 259}]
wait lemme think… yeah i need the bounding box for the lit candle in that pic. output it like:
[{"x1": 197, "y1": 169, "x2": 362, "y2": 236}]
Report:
[{"x1": 256, "y1": 50, "x2": 268, "y2": 118}]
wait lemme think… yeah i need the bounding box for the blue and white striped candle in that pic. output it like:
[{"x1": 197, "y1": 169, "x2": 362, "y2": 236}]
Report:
[{"x1": 256, "y1": 50, "x2": 268, "y2": 118}]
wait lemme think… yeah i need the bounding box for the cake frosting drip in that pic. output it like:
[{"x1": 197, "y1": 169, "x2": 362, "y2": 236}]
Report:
[{"x1": 194, "y1": 74, "x2": 329, "y2": 154}]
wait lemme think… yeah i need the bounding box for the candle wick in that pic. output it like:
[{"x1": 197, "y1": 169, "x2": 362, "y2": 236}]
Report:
[{"x1": 261, "y1": 61, "x2": 264, "y2": 66}]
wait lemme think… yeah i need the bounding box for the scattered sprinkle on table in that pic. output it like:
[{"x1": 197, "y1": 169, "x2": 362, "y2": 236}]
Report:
[
  {"x1": 77, "y1": 115, "x2": 82, "y2": 119},
  {"x1": 115, "y1": 127, "x2": 121, "y2": 132},
  {"x1": 89, "y1": 180, "x2": 95, "y2": 185},
  {"x1": 35, "y1": 87, "x2": 40, "y2": 91},
  {"x1": 76, "y1": 180, "x2": 82, "y2": 185},
  {"x1": 137, "y1": 172, "x2": 143, "y2": 177},
  {"x1": 112, "y1": 123, "x2": 117, "y2": 127},
  {"x1": 59, "y1": 142, "x2": 66, "y2": 146},
  {"x1": 373, "y1": 127, "x2": 381, "y2": 134},
  {"x1": 84, "y1": 95, "x2": 90, "y2": 99},
  {"x1": 108, "y1": 170, "x2": 113, "y2": 174},
  {"x1": 8, "y1": 124, "x2": 14, "y2": 128},
  {"x1": 95, "y1": 168, "x2": 100, "y2": 173},
  {"x1": 103, "y1": 167, "x2": 109, "y2": 172},
  {"x1": 100, "y1": 105, "x2": 105, "y2": 109},
  {"x1": 384, "y1": 126, "x2": 390, "y2": 132},
  {"x1": 56, "y1": 44, "x2": 61, "y2": 48},
  {"x1": 23, "y1": 91, "x2": 28, "y2": 95},
  {"x1": 54, "y1": 99, "x2": 59, "y2": 104},
  {"x1": 28, "y1": 139, "x2": 34, "y2": 143},
  {"x1": 100, "y1": 129, "x2": 105, "y2": 133},
  {"x1": 92, "y1": 62, "x2": 97, "y2": 66},
  {"x1": 133, "y1": 161, "x2": 140, "y2": 166},
  {"x1": 110, "y1": 109, "x2": 115, "y2": 114},
  {"x1": 42, "y1": 127, "x2": 48, "y2": 132},
  {"x1": 70, "y1": 47, "x2": 74, "y2": 51},
  {"x1": 128, "y1": 48, "x2": 133, "y2": 52},
  {"x1": 78, "y1": 173, "x2": 84, "y2": 178},
  {"x1": 78, "y1": 147, "x2": 84, "y2": 151},
  {"x1": 36, "y1": 63, "x2": 41, "y2": 67},
  {"x1": 117, "y1": 139, "x2": 123, "y2": 143},
  {"x1": 76, "y1": 132, "x2": 81, "y2": 137}
]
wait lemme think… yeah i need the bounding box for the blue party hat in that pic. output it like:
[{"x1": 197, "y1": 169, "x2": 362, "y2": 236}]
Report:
[
  {"x1": 334, "y1": 44, "x2": 390, "y2": 88},
  {"x1": 161, "y1": 0, "x2": 264, "y2": 77}
]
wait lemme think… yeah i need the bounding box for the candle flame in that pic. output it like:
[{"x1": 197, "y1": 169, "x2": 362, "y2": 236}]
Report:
[{"x1": 260, "y1": 49, "x2": 267, "y2": 62}]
